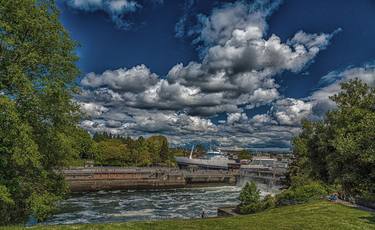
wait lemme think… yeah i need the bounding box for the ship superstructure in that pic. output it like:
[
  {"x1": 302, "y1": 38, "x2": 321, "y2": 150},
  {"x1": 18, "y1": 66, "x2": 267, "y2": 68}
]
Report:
[{"x1": 175, "y1": 146, "x2": 235, "y2": 170}]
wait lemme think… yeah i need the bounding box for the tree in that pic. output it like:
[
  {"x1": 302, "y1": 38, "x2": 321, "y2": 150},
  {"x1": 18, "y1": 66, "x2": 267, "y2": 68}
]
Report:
[
  {"x1": 159, "y1": 137, "x2": 170, "y2": 162},
  {"x1": 0, "y1": 98, "x2": 62, "y2": 224},
  {"x1": 238, "y1": 149, "x2": 253, "y2": 160},
  {"x1": 96, "y1": 139, "x2": 129, "y2": 166},
  {"x1": 147, "y1": 135, "x2": 170, "y2": 163},
  {"x1": 91, "y1": 134, "x2": 174, "y2": 166},
  {"x1": 239, "y1": 182, "x2": 261, "y2": 206},
  {"x1": 72, "y1": 128, "x2": 96, "y2": 160},
  {"x1": 238, "y1": 182, "x2": 261, "y2": 214},
  {"x1": 0, "y1": 0, "x2": 82, "y2": 223},
  {"x1": 135, "y1": 137, "x2": 152, "y2": 166},
  {"x1": 290, "y1": 79, "x2": 375, "y2": 199}
]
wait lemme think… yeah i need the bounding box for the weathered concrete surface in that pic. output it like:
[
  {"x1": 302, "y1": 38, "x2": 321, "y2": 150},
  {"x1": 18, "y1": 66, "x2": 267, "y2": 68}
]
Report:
[
  {"x1": 63, "y1": 167, "x2": 185, "y2": 192},
  {"x1": 217, "y1": 206, "x2": 239, "y2": 217},
  {"x1": 183, "y1": 170, "x2": 237, "y2": 186},
  {"x1": 63, "y1": 167, "x2": 238, "y2": 192}
]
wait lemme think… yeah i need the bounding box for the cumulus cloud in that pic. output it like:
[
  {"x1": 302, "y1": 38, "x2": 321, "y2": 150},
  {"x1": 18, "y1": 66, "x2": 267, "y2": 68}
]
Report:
[
  {"x1": 308, "y1": 63, "x2": 375, "y2": 116},
  {"x1": 252, "y1": 64, "x2": 375, "y2": 128},
  {"x1": 79, "y1": 102, "x2": 109, "y2": 118},
  {"x1": 66, "y1": 0, "x2": 145, "y2": 29},
  {"x1": 76, "y1": 0, "x2": 341, "y2": 149},
  {"x1": 166, "y1": 0, "x2": 338, "y2": 115},
  {"x1": 272, "y1": 98, "x2": 313, "y2": 126},
  {"x1": 192, "y1": 0, "x2": 282, "y2": 51},
  {"x1": 81, "y1": 65, "x2": 159, "y2": 93},
  {"x1": 227, "y1": 112, "x2": 248, "y2": 124}
]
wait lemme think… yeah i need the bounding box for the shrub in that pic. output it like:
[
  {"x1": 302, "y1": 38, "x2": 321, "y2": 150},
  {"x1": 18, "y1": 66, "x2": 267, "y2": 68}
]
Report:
[
  {"x1": 239, "y1": 182, "x2": 261, "y2": 206},
  {"x1": 27, "y1": 192, "x2": 60, "y2": 222},
  {"x1": 238, "y1": 182, "x2": 262, "y2": 214},
  {"x1": 0, "y1": 185, "x2": 14, "y2": 225},
  {"x1": 276, "y1": 182, "x2": 330, "y2": 206},
  {"x1": 238, "y1": 182, "x2": 277, "y2": 214},
  {"x1": 239, "y1": 202, "x2": 263, "y2": 214},
  {"x1": 261, "y1": 194, "x2": 276, "y2": 210}
]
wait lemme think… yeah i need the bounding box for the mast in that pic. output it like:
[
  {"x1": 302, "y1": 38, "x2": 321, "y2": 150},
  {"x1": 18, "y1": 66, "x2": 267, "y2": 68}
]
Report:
[{"x1": 189, "y1": 145, "x2": 195, "y2": 159}]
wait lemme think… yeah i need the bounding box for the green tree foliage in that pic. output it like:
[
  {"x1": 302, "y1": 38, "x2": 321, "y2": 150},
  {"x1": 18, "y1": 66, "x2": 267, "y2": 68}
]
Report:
[
  {"x1": 169, "y1": 147, "x2": 189, "y2": 157},
  {"x1": 0, "y1": 185, "x2": 14, "y2": 224},
  {"x1": 0, "y1": 98, "x2": 62, "y2": 224},
  {"x1": 289, "y1": 79, "x2": 375, "y2": 199},
  {"x1": 238, "y1": 182, "x2": 262, "y2": 214},
  {"x1": 240, "y1": 182, "x2": 261, "y2": 206},
  {"x1": 73, "y1": 128, "x2": 96, "y2": 160},
  {"x1": 0, "y1": 0, "x2": 87, "y2": 224},
  {"x1": 238, "y1": 149, "x2": 253, "y2": 160},
  {"x1": 96, "y1": 139, "x2": 129, "y2": 166},
  {"x1": 92, "y1": 133, "x2": 175, "y2": 167},
  {"x1": 238, "y1": 182, "x2": 329, "y2": 215},
  {"x1": 275, "y1": 182, "x2": 330, "y2": 206}
]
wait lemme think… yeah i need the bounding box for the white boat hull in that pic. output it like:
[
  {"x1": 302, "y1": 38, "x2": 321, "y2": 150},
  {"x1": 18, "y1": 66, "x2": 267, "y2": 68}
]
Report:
[{"x1": 175, "y1": 157, "x2": 235, "y2": 170}]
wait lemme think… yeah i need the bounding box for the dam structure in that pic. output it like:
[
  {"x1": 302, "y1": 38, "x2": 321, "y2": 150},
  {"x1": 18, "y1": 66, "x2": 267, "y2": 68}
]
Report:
[{"x1": 63, "y1": 167, "x2": 238, "y2": 192}]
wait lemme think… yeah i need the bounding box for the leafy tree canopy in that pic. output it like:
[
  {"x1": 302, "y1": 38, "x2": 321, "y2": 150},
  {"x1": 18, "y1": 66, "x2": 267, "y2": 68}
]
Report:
[
  {"x1": 239, "y1": 181, "x2": 261, "y2": 206},
  {"x1": 289, "y1": 79, "x2": 375, "y2": 199},
  {"x1": 238, "y1": 149, "x2": 253, "y2": 160},
  {"x1": 0, "y1": 0, "x2": 87, "y2": 224},
  {"x1": 91, "y1": 133, "x2": 175, "y2": 167}
]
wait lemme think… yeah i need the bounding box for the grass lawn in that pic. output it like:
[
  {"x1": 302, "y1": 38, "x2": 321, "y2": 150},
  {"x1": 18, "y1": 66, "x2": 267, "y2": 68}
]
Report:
[{"x1": 2, "y1": 201, "x2": 374, "y2": 230}]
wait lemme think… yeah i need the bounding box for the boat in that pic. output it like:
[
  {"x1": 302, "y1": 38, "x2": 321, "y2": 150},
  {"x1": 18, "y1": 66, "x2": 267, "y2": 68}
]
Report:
[{"x1": 175, "y1": 146, "x2": 236, "y2": 170}]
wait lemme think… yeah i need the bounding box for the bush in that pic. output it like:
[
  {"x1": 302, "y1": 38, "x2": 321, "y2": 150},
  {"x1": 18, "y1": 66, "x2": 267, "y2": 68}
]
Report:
[
  {"x1": 276, "y1": 182, "x2": 330, "y2": 206},
  {"x1": 239, "y1": 182, "x2": 261, "y2": 206},
  {"x1": 238, "y1": 182, "x2": 278, "y2": 214},
  {"x1": 238, "y1": 182, "x2": 262, "y2": 214},
  {"x1": 239, "y1": 202, "x2": 263, "y2": 214},
  {"x1": 0, "y1": 185, "x2": 14, "y2": 225},
  {"x1": 27, "y1": 192, "x2": 60, "y2": 222},
  {"x1": 261, "y1": 195, "x2": 276, "y2": 210}
]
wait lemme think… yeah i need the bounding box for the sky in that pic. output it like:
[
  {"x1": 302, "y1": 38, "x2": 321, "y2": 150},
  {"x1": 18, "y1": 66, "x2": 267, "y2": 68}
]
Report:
[{"x1": 57, "y1": 0, "x2": 375, "y2": 150}]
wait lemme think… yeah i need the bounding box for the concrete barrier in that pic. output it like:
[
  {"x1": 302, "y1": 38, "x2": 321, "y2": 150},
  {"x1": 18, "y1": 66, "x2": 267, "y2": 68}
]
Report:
[{"x1": 63, "y1": 167, "x2": 238, "y2": 192}]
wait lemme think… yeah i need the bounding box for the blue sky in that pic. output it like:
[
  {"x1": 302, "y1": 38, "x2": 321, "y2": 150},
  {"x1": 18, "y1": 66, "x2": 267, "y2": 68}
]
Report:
[{"x1": 59, "y1": 0, "x2": 375, "y2": 150}]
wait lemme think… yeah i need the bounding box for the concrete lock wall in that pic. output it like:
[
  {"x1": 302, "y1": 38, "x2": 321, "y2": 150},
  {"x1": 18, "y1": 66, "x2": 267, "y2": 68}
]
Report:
[{"x1": 63, "y1": 167, "x2": 238, "y2": 192}]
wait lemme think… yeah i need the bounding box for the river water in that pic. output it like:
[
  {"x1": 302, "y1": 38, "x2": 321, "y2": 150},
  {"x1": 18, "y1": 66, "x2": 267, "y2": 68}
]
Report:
[{"x1": 44, "y1": 184, "x2": 278, "y2": 225}]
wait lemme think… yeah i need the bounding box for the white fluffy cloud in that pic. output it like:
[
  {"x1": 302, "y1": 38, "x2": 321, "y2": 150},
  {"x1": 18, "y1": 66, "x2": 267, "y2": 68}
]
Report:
[
  {"x1": 66, "y1": 0, "x2": 145, "y2": 29},
  {"x1": 272, "y1": 98, "x2": 313, "y2": 126},
  {"x1": 81, "y1": 65, "x2": 159, "y2": 93},
  {"x1": 227, "y1": 112, "x2": 248, "y2": 124},
  {"x1": 251, "y1": 64, "x2": 375, "y2": 129},
  {"x1": 79, "y1": 102, "x2": 109, "y2": 118},
  {"x1": 193, "y1": 0, "x2": 281, "y2": 49},
  {"x1": 67, "y1": 0, "x2": 103, "y2": 10},
  {"x1": 77, "y1": 0, "x2": 341, "y2": 148},
  {"x1": 308, "y1": 64, "x2": 375, "y2": 116},
  {"x1": 165, "y1": 0, "x2": 337, "y2": 115}
]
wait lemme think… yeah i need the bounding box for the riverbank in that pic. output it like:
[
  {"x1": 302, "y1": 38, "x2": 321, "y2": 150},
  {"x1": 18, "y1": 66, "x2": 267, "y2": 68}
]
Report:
[{"x1": 3, "y1": 201, "x2": 374, "y2": 229}]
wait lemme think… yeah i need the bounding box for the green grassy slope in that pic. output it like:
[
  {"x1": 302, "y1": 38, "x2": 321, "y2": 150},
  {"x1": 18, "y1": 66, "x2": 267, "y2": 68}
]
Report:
[{"x1": 2, "y1": 201, "x2": 375, "y2": 230}]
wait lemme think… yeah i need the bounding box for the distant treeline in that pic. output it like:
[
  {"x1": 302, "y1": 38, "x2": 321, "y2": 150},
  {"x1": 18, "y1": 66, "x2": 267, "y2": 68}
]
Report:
[
  {"x1": 77, "y1": 132, "x2": 177, "y2": 167},
  {"x1": 75, "y1": 133, "x2": 255, "y2": 167}
]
